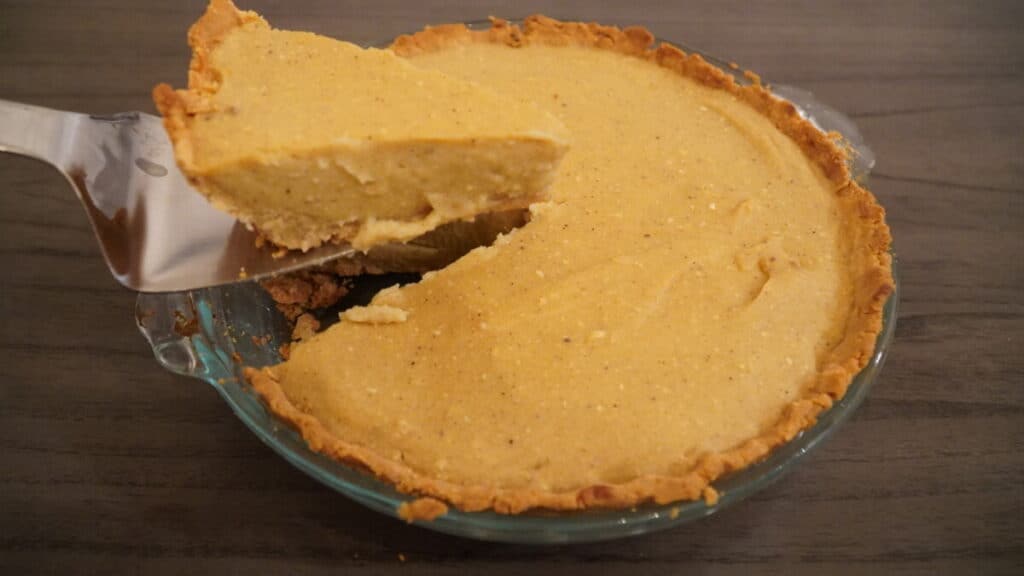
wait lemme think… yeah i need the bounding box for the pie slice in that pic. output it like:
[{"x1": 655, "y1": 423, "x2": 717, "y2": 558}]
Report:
[
  {"x1": 244, "y1": 15, "x2": 893, "y2": 519},
  {"x1": 153, "y1": 0, "x2": 569, "y2": 251}
]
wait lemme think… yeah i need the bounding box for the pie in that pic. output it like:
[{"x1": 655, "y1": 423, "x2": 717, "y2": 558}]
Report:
[
  {"x1": 240, "y1": 12, "x2": 893, "y2": 519},
  {"x1": 153, "y1": 0, "x2": 568, "y2": 251}
]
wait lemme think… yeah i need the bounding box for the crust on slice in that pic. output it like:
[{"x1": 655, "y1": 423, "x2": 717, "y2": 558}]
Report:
[
  {"x1": 153, "y1": 0, "x2": 266, "y2": 167},
  {"x1": 153, "y1": 0, "x2": 568, "y2": 251}
]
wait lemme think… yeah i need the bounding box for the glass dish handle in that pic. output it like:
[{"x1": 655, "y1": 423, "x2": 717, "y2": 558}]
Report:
[{"x1": 136, "y1": 292, "x2": 211, "y2": 378}]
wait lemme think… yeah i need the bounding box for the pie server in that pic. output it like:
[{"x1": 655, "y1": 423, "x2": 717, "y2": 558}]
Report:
[{"x1": 0, "y1": 98, "x2": 363, "y2": 292}]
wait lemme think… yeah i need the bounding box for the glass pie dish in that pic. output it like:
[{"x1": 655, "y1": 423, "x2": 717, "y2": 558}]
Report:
[{"x1": 136, "y1": 26, "x2": 898, "y2": 544}]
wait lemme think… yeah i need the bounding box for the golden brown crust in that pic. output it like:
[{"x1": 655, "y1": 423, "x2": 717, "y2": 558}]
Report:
[
  {"x1": 153, "y1": 0, "x2": 266, "y2": 170},
  {"x1": 248, "y1": 15, "x2": 894, "y2": 520},
  {"x1": 261, "y1": 272, "x2": 350, "y2": 314},
  {"x1": 397, "y1": 498, "x2": 449, "y2": 523}
]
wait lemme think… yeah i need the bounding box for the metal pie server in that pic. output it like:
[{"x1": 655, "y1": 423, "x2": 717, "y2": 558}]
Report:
[{"x1": 0, "y1": 99, "x2": 361, "y2": 292}]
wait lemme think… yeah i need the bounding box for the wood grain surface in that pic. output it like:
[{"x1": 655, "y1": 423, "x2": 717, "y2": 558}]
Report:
[{"x1": 1, "y1": 1, "x2": 1022, "y2": 574}]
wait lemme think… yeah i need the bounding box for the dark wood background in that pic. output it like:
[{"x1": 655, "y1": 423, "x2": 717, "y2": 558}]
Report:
[{"x1": 1, "y1": 1, "x2": 1022, "y2": 573}]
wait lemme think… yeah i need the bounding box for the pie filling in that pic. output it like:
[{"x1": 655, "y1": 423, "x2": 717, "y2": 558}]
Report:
[{"x1": 241, "y1": 17, "x2": 892, "y2": 517}]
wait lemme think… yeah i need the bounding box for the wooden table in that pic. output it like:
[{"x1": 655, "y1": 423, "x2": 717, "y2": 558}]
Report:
[{"x1": 2, "y1": 1, "x2": 1021, "y2": 573}]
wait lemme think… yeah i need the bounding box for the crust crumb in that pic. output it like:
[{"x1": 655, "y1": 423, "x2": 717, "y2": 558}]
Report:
[
  {"x1": 262, "y1": 272, "x2": 350, "y2": 309},
  {"x1": 241, "y1": 14, "x2": 894, "y2": 519},
  {"x1": 397, "y1": 497, "x2": 448, "y2": 522},
  {"x1": 261, "y1": 272, "x2": 351, "y2": 320},
  {"x1": 702, "y1": 485, "x2": 720, "y2": 506}
]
